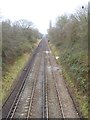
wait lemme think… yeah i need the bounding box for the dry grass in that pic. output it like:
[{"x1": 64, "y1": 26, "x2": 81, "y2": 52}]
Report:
[{"x1": 2, "y1": 53, "x2": 30, "y2": 103}]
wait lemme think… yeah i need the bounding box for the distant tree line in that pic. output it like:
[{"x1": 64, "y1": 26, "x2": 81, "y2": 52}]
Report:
[
  {"x1": 2, "y1": 19, "x2": 42, "y2": 74},
  {"x1": 48, "y1": 6, "x2": 88, "y2": 93}
]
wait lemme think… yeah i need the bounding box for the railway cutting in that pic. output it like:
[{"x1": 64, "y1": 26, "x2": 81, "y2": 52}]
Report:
[{"x1": 2, "y1": 40, "x2": 82, "y2": 119}]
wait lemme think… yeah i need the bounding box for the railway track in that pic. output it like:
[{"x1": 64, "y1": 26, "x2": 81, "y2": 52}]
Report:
[
  {"x1": 2, "y1": 41, "x2": 42, "y2": 119},
  {"x1": 45, "y1": 47, "x2": 65, "y2": 118},
  {"x1": 2, "y1": 40, "x2": 82, "y2": 119},
  {"x1": 7, "y1": 49, "x2": 42, "y2": 119},
  {"x1": 2, "y1": 40, "x2": 49, "y2": 119},
  {"x1": 46, "y1": 41, "x2": 81, "y2": 118},
  {"x1": 44, "y1": 41, "x2": 66, "y2": 118}
]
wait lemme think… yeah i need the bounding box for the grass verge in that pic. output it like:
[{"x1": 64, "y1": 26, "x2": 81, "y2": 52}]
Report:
[
  {"x1": 2, "y1": 53, "x2": 30, "y2": 103},
  {"x1": 49, "y1": 43, "x2": 88, "y2": 118}
]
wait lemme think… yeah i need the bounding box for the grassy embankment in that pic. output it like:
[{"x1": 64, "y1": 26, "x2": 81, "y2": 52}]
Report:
[
  {"x1": 50, "y1": 43, "x2": 88, "y2": 118},
  {"x1": 2, "y1": 19, "x2": 41, "y2": 103},
  {"x1": 2, "y1": 40, "x2": 40, "y2": 104},
  {"x1": 48, "y1": 6, "x2": 88, "y2": 117},
  {"x1": 2, "y1": 53, "x2": 30, "y2": 103}
]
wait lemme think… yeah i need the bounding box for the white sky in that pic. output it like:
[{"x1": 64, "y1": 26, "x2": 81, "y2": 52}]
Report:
[{"x1": 0, "y1": 0, "x2": 89, "y2": 34}]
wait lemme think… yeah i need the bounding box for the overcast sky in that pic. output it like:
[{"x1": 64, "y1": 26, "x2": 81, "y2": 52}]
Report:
[{"x1": 0, "y1": 0, "x2": 89, "y2": 34}]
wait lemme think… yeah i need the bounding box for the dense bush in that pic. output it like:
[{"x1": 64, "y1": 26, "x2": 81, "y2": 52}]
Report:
[
  {"x1": 48, "y1": 6, "x2": 88, "y2": 93},
  {"x1": 2, "y1": 19, "x2": 41, "y2": 75}
]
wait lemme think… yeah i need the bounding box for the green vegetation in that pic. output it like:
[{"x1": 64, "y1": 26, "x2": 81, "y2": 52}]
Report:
[
  {"x1": 2, "y1": 19, "x2": 42, "y2": 102},
  {"x1": 2, "y1": 53, "x2": 30, "y2": 103},
  {"x1": 48, "y1": 6, "x2": 88, "y2": 117},
  {"x1": 2, "y1": 19, "x2": 42, "y2": 75}
]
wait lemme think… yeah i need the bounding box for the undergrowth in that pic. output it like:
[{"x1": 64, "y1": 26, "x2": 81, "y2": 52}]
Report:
[
  {"x1": 50, "y1": 43, "x2": 88, "y2": 118},
  {"x1": 2, "y1": 53, "x2": 30, "y2": 103}
]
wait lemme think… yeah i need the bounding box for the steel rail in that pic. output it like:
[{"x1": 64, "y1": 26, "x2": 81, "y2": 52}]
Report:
[
  {"x1": 46, "y1": 41, "x2": 65, "y2": 118},
  {"x1": 42, "y1": 40, "x2": 49, "y2": 119},
  {"x1": 4, "y1": 41, "x2": 42, "y2": 119},
  {"x1": 7, "y1": 77, "x2": 27, "y2": 119},
  {"x1": 6, "y1": 55, "x2": 40, "y2": 119},
  {"x1": 26, "y1": 43, "x2": 43, "y2": 119},
  {"x1": 2, "y1": 42, "x2": 41, "y2": 119},
  {"x1": 7, "y1": 53, "x2": 40, "y2": 119},
  {"x1": 43, "y1": 53, "x2": 49, "y2": 119},
  {"x1": 48, "y1": 41, "x2": 82, "y2": 119},
  {"x1": 6, "y1": 68, "x2": 32, "y2": 119}
]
